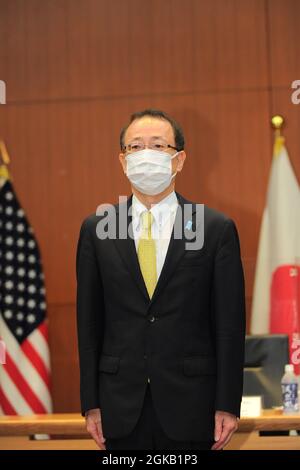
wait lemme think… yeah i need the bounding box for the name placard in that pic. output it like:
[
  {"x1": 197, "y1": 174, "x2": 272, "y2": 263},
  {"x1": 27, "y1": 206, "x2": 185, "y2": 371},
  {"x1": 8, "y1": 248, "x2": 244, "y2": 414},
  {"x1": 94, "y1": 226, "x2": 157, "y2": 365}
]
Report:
[{"x1": 241, "y1": 396, "x2": 262, "y2": 417}]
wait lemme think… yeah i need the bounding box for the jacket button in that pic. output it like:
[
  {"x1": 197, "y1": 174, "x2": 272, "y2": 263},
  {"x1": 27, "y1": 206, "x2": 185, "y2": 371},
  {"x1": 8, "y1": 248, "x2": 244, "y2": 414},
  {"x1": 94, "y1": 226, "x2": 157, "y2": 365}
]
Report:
[
  {"x1": 149, "y1": 315, "x2": 156, "y2": 323},
  {"x1": 147, "y1": 377, "x2": 151, "y2": 383},
  {"x1": 144, "y1": 354, "x2": 147, "y2": 360}
]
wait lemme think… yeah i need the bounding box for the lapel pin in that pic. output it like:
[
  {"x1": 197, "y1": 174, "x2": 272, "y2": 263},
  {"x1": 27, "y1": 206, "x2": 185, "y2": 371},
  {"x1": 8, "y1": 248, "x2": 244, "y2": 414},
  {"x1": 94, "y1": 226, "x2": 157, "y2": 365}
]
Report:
[{"x1": 185, "y1": 220, "x2": 193, "y2": 231}]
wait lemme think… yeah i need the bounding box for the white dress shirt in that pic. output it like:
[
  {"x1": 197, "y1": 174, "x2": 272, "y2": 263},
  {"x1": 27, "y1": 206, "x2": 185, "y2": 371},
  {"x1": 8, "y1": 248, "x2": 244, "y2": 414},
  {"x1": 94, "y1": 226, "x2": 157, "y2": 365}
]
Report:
[{"x1": 131, "y1": 191, "x2": 179, "y2": 280}]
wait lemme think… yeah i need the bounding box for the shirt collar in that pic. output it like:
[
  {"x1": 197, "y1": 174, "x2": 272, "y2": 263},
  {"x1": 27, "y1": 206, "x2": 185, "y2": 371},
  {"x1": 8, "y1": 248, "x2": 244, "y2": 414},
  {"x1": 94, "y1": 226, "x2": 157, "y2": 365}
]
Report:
[{"x1": 132, "y1": 191, "x2": 178, "y2": 229}]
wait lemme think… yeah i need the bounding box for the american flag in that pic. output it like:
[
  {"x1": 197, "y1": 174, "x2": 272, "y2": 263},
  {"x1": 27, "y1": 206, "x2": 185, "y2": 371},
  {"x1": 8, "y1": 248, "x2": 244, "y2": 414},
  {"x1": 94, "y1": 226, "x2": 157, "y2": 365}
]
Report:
[{"x1": 0, "y1": 179, "x2": 52, "y2": 414}]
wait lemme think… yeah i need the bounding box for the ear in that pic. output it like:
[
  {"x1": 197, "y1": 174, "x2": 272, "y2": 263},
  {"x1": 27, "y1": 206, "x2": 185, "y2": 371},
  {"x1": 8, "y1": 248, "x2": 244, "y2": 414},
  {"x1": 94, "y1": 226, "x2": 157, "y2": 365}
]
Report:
[
  {"x1": 119, "y1": 152, "x2": 126, "y2": 174},
  {"x1": 175, "y1": 151, "x2": 186, "y2": 172}
]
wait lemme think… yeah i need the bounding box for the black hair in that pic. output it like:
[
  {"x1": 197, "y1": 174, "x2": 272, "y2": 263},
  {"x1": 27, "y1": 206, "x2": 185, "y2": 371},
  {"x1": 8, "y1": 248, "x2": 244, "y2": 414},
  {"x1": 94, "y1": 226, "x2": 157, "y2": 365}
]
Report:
[{"x1": 120, "y1": 109, "x2": 185, "y2": 151}]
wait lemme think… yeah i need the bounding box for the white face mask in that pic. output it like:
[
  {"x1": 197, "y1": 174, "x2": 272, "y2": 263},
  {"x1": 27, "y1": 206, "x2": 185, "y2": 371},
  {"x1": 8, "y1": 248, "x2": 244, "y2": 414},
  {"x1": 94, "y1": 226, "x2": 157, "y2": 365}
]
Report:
[{"x1": 125, "y1": 148, "x2": 180, "y2": 196}]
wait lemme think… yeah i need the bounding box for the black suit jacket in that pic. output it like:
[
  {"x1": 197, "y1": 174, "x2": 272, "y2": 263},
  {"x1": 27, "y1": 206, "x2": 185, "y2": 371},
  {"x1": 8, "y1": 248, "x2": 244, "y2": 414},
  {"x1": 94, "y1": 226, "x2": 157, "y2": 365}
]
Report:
[{"x1": 76, "y1": 191, "x2": 246, "y2": 441}]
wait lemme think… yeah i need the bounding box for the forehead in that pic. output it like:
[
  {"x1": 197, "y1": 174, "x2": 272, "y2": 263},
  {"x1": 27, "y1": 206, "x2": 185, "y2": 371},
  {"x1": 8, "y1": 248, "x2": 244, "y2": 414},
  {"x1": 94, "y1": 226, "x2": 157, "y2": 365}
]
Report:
[{"x1": 124, "y1": 116, "x2": 175, "y2": 143}]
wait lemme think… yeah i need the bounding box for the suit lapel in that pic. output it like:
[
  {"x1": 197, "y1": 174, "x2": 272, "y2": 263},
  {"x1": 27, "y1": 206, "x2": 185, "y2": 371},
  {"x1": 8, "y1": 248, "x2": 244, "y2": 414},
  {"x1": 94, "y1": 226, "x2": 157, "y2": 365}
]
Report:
[
  {"x1": 112, "y1": 194, "x2": 150, "y2": 301},
  {"x1": 112, "y1": 192, "x2": 199, "y2": 306},
  {"x1": 148, "y1": 191, "x2": 198, "y2": 306}
]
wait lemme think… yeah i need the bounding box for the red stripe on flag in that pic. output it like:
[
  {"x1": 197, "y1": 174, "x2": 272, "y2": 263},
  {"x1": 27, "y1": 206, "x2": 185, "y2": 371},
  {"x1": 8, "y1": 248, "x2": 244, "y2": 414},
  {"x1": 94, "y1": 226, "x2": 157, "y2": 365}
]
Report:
[
  {"x1": 38, "y1": 321, "x2": 48, "y2": 341},
  {"x1": 21, "y1": 339, "x2": 50, "y2": 390},
  {"x1": 3, "y1": 351, "x2": 47, "y2": 413},
  {"x1": 0, "y1": 385, "x2": 17, "y2": 415},
  {"x1": 270, "y1": 265, "x2": 300, "y2": 374}
]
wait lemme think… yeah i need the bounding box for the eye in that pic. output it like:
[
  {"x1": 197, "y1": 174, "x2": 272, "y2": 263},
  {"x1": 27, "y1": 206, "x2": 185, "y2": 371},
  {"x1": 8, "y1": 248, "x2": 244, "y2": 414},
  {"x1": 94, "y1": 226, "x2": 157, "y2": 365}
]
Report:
[
  {"x1": 131, "y1": 144, "x2": 142, "y2": 151},
  {"x1": 153, "y1": 143, "x2": 165, "y2": 149}
]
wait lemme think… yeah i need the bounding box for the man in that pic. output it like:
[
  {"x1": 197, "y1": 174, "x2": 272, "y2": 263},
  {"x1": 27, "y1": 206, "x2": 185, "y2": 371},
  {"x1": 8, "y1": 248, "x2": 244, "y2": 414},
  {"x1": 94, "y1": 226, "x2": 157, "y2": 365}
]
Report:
[{"x1": 76, "y1": 109, "x2": 246, "y2": 450}]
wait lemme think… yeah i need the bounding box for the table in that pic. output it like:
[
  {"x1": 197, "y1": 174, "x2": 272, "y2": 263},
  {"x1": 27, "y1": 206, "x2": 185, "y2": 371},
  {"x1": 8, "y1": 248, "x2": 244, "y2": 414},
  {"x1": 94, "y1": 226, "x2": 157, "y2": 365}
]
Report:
[{"x1": 0, "y1": 410, "x2": 300, "y2": 450}]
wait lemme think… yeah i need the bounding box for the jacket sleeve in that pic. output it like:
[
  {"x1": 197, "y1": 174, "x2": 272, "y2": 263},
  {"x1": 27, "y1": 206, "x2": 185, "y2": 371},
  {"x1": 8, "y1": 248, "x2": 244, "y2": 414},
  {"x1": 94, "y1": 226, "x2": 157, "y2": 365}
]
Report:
[
  {"x1": 76, "y1": 217, "x2": 105, "y2": 416},
  {"x1": 212, "y1": 218, "x2": 246, "y2": 418}
]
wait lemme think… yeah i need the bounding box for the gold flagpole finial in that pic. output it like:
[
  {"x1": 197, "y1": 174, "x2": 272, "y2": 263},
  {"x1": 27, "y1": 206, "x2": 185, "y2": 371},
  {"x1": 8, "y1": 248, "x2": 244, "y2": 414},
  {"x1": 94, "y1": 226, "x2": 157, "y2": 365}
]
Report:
[
  {"x1": 271, "y1": 115, "x2": 284, "y2": 134},
  {"x1": 0, "y1": 139, "x2": 11, "y2": 183},
  {"x1": 271, "y1": 115, "x2": 285, "y2": 157},
  {"x1": 0, "y1": 140, "x2": 10, "y2": 165}
]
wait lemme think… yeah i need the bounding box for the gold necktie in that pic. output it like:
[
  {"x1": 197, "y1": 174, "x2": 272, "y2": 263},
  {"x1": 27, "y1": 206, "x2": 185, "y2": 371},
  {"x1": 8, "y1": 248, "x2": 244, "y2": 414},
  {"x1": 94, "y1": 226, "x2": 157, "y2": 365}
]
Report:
[{"x1": 137, "y1": 211, "x2": 157, "y2": 298}]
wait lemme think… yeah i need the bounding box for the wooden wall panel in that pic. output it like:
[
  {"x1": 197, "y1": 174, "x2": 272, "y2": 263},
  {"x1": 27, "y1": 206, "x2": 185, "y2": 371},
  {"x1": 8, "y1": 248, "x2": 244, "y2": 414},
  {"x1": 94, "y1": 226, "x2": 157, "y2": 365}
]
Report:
[
  {"x1": 268, "y1": 0, "x2": 300, "y2": 191},
  {"x1": 268, "y1": 0, "x2": 300, "y2": 87},
  {"x1": 0, "y1": 0, "x2": 268, "y2": 102},
  {"x1": 270, "y1": 89, "x2": 300, "y2": 180},
  {"x1": 48, "y1": 304, "x2": 80, "y2": 412},
  {"x1": 0, "y1": 0, "x2": 297, "y2": 411}
]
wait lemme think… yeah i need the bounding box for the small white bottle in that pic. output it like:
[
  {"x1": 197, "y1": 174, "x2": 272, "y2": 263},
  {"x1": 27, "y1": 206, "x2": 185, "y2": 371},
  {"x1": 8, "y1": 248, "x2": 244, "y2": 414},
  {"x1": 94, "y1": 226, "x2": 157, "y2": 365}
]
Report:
[{"x1": 281, "y1": 364, "x2": 299, "y2": 414}]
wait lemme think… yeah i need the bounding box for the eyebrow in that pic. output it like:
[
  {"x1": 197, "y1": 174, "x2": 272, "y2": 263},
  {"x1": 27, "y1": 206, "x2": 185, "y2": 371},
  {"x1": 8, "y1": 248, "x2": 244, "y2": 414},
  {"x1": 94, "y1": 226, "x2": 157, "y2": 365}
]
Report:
[{"x1": 130, "y1": 135, "x2": 165, "y2": 141}]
